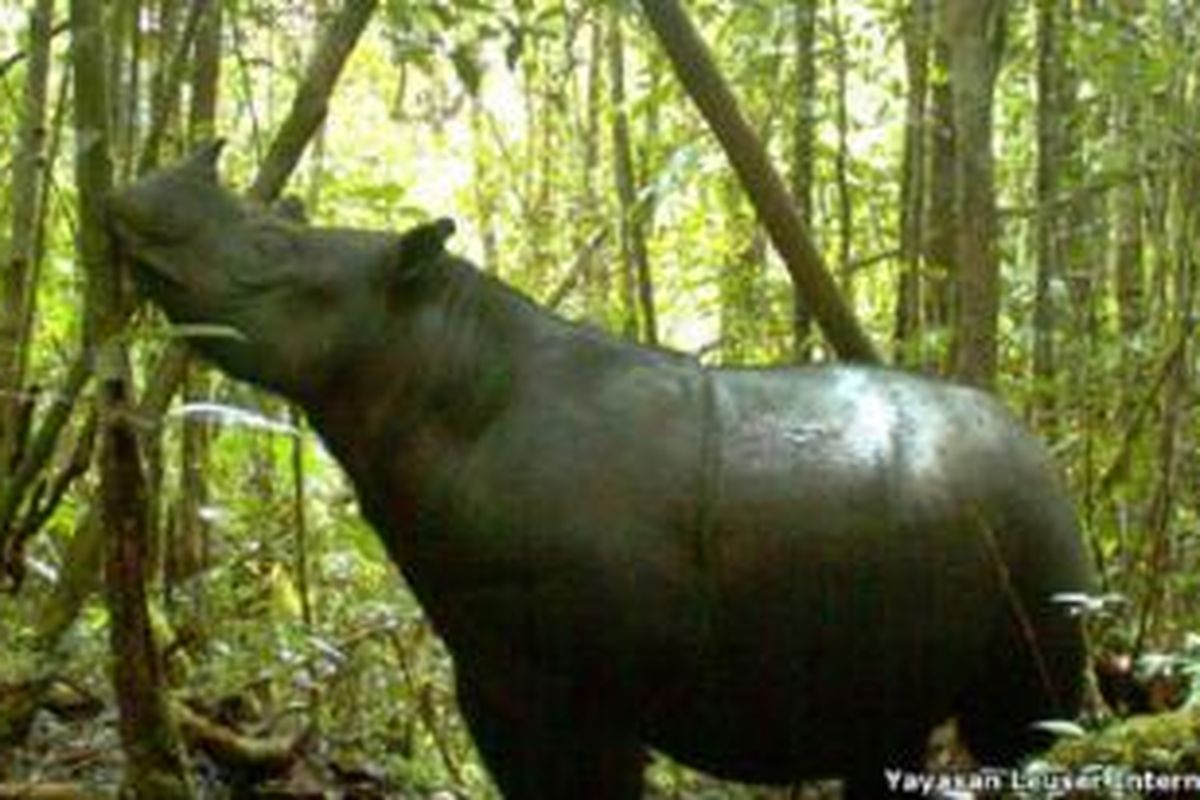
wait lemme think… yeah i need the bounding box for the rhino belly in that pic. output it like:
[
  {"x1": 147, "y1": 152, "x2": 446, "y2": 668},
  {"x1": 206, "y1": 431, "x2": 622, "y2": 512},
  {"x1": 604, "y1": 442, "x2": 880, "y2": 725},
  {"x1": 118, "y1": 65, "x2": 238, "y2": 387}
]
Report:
[
  {"x1": 637, "y1": 486, "x2": 1001, "y2": 782},
  {"x1": 637, "y1": 569, "x2": 991, "y2": 782}
]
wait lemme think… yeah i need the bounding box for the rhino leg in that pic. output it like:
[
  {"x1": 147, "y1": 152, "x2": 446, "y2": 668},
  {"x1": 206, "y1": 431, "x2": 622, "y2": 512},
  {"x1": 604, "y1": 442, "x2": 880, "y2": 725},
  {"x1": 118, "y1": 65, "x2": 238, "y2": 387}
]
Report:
[
  {"x1": 455, "y1": 670, "x2": 644, "y2": 799},
  {"x1": 956, "y1": 605, "x2": 1086, "y2": 766}
]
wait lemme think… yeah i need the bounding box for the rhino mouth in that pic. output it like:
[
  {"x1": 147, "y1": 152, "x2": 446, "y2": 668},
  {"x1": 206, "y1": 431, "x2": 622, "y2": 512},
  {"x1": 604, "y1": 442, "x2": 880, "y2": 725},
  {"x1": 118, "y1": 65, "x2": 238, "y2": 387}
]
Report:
[
  {"x1": 110, "y1": 224, "x2": 178, "y2": 287},
  {"x1": 108, "y1": 220, "x2": 203, "y2": 318},
  {"x1": 128, "y1": 261, "x2": 247, "y2": 348},
  {"x1": 129, "y1": 253, "x2": 187, "y2": 296}
]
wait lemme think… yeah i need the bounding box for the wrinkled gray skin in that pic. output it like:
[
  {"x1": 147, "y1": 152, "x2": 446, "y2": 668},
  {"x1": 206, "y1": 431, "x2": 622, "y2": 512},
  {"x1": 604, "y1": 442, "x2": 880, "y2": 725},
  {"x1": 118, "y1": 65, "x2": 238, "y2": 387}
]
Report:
[{"x1": 109, "y1": 143, "x2": 1092, "y2": 799}]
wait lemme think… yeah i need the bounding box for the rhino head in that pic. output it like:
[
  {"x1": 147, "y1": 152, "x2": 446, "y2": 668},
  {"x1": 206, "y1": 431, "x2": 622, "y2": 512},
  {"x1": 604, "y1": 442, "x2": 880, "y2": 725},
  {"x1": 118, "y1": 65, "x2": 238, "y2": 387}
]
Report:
[{"x1": 108, "y1": 142, "x2": 457, "y2": 402}]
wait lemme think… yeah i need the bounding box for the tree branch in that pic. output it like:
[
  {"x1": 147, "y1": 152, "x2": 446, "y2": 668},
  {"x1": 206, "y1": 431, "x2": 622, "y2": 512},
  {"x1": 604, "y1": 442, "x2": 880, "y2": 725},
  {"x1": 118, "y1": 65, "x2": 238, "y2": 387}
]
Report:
[
  {"x1": 637, "y1": 0, "x2": 879, "y2": 363},
  {"x1": 249, "y1": 0, "x2": 379, "y2": 202}
]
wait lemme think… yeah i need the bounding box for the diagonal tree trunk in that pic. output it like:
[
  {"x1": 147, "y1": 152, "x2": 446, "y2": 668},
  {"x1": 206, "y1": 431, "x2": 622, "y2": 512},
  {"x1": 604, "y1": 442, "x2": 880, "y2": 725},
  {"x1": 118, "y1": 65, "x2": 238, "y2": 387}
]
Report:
[
  {"x1": 638, "y1": 0, "x2": 879, "y2": 364},
  {"x1": 137, "y1": 0, "x2": 378, "y2": 457},
  {"x1": 250, "y1": 0, "x2": 379, "y2": 202}
]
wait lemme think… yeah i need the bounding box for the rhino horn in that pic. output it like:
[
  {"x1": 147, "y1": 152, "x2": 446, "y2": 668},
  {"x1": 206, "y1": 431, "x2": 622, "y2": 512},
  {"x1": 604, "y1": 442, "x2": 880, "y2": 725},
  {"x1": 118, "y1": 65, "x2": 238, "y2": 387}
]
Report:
[{"x1": 182, "y1": 138, "x2": 226, "y2": 182}]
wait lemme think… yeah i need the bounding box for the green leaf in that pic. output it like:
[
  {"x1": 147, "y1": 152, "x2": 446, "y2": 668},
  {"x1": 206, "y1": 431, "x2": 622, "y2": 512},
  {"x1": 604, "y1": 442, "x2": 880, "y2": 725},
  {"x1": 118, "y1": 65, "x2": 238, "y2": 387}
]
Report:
[
  {"x1": 450, "y1": 44, "x2": 482, "y2": 95},
  {"x1": 167, "y1": 322, "x2": 247, "y2": 342},
  {"x1": 1032, "y1": 720, "x2": 1087, "y2": 739},
  {"x1": 170, "y1": 403, "x2": 301, "y2": 436}
]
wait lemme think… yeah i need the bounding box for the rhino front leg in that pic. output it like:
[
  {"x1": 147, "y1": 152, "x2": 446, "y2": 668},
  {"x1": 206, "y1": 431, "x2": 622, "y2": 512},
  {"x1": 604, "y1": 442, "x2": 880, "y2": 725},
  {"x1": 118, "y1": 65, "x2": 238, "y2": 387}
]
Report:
[{"x1": 455, "y1": 669, "x2": 645, "y2": 799}]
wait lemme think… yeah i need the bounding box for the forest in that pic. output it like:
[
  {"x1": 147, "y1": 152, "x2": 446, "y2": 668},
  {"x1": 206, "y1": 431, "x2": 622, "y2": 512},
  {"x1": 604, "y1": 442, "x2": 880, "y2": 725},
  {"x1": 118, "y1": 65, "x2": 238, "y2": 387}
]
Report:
[{"x1": 0, "y1": 0, "x2": 1198, "y2": 797}]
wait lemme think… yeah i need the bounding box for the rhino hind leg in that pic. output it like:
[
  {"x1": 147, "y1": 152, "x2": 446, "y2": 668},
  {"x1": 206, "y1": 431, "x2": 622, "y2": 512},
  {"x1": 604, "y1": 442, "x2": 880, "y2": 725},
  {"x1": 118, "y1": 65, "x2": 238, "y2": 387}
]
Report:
[
  {"x1": 455, "y1": 672, "x2": 644, "y2": 799},
  {"x1": 955, "y1": 604, "x2": 1087, "y2": 766}
]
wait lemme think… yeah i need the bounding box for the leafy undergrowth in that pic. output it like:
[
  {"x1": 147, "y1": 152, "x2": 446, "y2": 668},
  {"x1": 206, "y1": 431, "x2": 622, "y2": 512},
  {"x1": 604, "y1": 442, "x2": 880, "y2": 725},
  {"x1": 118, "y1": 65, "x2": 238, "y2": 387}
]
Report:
[{"x1": 0, "y1": 511, "x2": 806, "y2": 799}]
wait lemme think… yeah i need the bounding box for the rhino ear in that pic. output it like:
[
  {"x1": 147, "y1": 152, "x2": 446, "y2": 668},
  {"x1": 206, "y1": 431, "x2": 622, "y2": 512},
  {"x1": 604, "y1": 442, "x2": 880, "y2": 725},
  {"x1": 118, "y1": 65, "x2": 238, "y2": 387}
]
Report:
[
  {"x1": 398, "y1": 217, "x2": 456, "y2": 264},
  {"x1": 182, "y1": 138, "x2": 225, "y2": 182},
  {"x1": 272, "y1": 195, "x2": 308, "y2": 224},
  {"x1": 387, "y1": 218, "x2": 456, "y2": 298}
]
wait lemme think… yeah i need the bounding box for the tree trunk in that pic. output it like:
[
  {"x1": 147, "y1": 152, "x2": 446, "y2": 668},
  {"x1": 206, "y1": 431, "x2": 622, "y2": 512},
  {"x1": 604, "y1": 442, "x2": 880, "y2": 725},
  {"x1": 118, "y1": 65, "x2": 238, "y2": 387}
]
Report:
[
  {"x1": 166, "y1": 0, "x2": 222, "y2": 602},
  {"x1": 141, "y1": 0, "x2": 209, "y2": 171},
  {"x1": 70, "y1": 0, "x2": 191, "y2": 795},
  {"x1": 109, "y1": 0, "x2": 142, "y2": 181},
  {"x1": 1032, "y1": 0, "x2": 1073, "y2": 429},
  {"x1": 169, "y1": 368, "x2": 211, "y2": 592},
  {"x1": 924, "y1": 37, "x2": 956, "y2": 372},
  {"x1": 1136, "y1": 202, "x2": 1195, "y2": 654},
  {"x1": 576, "y1": 14, "x2": 604, "y2": 318},
  {"x1": 152, "y1": 0, "x2": 181, "y2": 122},
  {"x1": 1112, "y1": 2, "x2": 1144, "y2": 370},
  {"x1": 33, "y1": 349, "x2": 178, "y2": 647},
  {"x1": 250, "y1": 0, "x2": 379, "y2": 202},
  {"x1": 941, "y1": 0, "x2": 1006, "y2": 388},
  {"x1": 718, "y1": 178, "x2": 762, "y2": 363},
  {"x1": 0, "y1": 0, "x2": 55, "y2": 479},
  {"x1": 638, "y1": 50, "x2": 665, "y2": 292},
  {"x1": 893, "y1": 0, "x2": 931, "y2": 365},
  {"x1": 470, "y1": 101, "x2": 501, "y2": 275},
  {"x1": 639, "y1": 0, "x2": 879, "y2": 364},
  {"x1": 188, "y1": 0, "x2": 221, "y2": 143},
  {"x1": 790, "y1": 0, "x2": 818, "y2": 361},
  {"x1": 0, "y1": 355, "x2": 89, "y2": 587},
  {"x1": 1136, "y1": 57, "x2": 1199, "y2": 650},
  {"x1": 609, "y1": 7, "x2": 657, "y2": 345},
  {"x1": 830, "y1": 0, "x2": 854, "y2": 301}
]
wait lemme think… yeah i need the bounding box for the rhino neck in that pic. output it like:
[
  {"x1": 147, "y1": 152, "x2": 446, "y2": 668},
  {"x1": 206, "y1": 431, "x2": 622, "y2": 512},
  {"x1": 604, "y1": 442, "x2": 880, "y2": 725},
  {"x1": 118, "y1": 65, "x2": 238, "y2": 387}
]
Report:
[{"x1": 302, "y1": 266, "x2": 549, "y2": 551}]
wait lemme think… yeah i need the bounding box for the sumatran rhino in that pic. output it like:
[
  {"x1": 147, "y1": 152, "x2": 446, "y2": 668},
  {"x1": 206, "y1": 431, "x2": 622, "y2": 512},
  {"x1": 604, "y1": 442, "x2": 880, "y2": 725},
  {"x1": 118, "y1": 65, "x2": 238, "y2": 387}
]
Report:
[{"x1": 108, "y1": 142, "x2": 1093, "y2": 799}]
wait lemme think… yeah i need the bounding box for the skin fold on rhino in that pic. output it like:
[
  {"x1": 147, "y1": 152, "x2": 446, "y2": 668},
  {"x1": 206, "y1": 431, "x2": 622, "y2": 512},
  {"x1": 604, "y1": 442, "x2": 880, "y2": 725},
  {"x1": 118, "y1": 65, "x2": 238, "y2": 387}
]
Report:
[{"x1": 108, "y1": 142, "x2": 1093, "y2": 799}]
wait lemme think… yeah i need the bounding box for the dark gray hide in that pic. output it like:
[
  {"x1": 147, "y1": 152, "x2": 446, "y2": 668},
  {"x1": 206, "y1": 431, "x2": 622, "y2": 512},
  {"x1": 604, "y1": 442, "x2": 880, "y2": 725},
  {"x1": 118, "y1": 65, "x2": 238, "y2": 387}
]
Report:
[{"x1": 109, "y1": 143, "x2": 1093, "y2": 799}]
